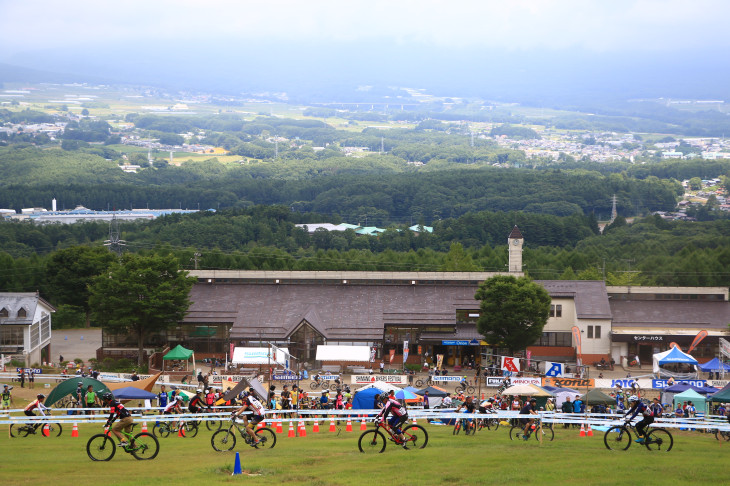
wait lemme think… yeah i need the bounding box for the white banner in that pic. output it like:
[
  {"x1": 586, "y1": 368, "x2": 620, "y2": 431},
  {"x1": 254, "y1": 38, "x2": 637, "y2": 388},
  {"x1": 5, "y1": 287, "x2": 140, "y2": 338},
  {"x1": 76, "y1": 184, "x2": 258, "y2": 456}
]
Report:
[
  {"x1": 351, "y1": 375, "x2": 407, "y2": 385},
  {"x1": 501, "y1": 356, "x2": 520, "y2": 373},
  {"x1": 432, "y1": 376, "x2": 463, "y2": 382},
  {"x1": 510, "y1": 377, "x2": 541, "y2": 386},
  {"x1": 403, "y1": 340, "x2": 409, "y2": 364},
  {"x1": 486, "y1": 377, "x2": 509, "y2": 387},
  {"x1": 720, "y1": 338, "x2": 730, "y2": 358},
  {"x1": 710, "y1": 380, "x2": 729, "y2": 388}
]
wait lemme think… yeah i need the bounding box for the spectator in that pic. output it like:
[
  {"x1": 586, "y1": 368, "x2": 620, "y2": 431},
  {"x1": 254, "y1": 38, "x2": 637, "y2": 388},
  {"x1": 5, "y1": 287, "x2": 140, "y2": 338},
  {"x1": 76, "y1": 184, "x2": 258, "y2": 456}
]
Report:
[
  {"x1": 561, "y1": 396, "x2": 573, "y2": 428},
  {"x1": 423, "y1": 391, "x2": 430, "y2": 410},
  {"x1": 131, "y1": 371, "x2": 139, "y2": 381},
  {"x1": 573, "y1": 395, "x2": 583, "y2": 414}
]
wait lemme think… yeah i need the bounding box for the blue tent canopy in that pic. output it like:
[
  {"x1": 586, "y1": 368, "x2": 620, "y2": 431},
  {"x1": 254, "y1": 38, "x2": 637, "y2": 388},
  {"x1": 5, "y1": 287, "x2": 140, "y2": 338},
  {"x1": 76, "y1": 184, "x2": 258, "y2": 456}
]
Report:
[
  {"x1": 352, "y1": 388, "x2": 382, "y2": 410},
  {"x1": 698, "y1": 357, "x2": 730, "y2": 372},
  {"x1": 112, "y1": 386, "x2": 158, "y2": 400},
  {"x1": 664, "y1": 383, "x2": 718, "y2": 394},
  {"x1": 658, "y1": 347, "x2": 698, "y2": 365}
]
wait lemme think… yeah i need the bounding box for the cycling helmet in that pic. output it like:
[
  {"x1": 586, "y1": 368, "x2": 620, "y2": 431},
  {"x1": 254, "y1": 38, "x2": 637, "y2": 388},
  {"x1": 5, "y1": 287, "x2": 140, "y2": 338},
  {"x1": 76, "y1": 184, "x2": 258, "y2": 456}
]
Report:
[
  {"x1": 196, "y1": 389, "x2": 202, "y2": 393},
  {"x1": 175, "y1": 395, "x2": 184, "y2": 402},
  {"x1": 628, "y1": 395, "x2": 639, "y2": 403},
  {"x1": 102, "y1": 392, "x2": 113, "y2": 401},
  {"x1": 37, "y1": 393, "x2": 45, "y2": 399},
  {"x1": 379, "y1": 393, "x2": 390, "y2": 402}
]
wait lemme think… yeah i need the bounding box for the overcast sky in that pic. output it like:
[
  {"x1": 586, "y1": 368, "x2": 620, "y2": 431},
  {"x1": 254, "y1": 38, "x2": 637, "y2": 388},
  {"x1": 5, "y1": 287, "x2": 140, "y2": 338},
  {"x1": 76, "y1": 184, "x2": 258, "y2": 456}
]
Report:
[{"x1": 1, "y1": 0, "x2": 728, "y2": 56}]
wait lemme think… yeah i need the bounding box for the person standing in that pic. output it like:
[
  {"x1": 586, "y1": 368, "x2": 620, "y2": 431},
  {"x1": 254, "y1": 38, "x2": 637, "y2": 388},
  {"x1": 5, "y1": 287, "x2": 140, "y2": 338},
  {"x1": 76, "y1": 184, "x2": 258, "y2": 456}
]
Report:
[
  {"x1": 85, "y1": 385, "x2": 99, "y2": 415},
  {"x1": 423, "y1": 390, "x2": 430, "y2": 410},
  {"x1": 1, "y1": 384, "x2": 12, "y2": 410},
  {"x1": 28, "y1": 370, "x2": 35, "y2": 389},
  {"x1": 75, "y1": 381, "x2": 85, "y2": 410},
  {"x1": 18, "y1": 370, "x2": 25, "y2": 388},
  {"x1": 380, "y1": 360, "x2": 385, "y2": 373},
  {"x1": 561, "y1": 396, "x2": 573, "y2": 428},
  {"x1": 157, "y1": 384, "x2": 168, "y2": 412}
]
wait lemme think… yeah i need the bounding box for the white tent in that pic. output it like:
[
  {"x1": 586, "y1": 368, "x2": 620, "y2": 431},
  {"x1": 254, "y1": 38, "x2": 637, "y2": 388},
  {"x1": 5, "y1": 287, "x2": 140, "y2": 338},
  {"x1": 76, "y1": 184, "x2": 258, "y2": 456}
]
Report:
[
  {"x1": 652, "y1": 347, "x2": 698, "y2": 373},
  {"x1": 231, "y1": 347, "x2": 290, "y2": 365},
  {"x1": 316, "y1": 345, "x2": 371, "y2": 362},
  {"x1": 355, "y1": 381, "x2": 401, "y2": 393}
]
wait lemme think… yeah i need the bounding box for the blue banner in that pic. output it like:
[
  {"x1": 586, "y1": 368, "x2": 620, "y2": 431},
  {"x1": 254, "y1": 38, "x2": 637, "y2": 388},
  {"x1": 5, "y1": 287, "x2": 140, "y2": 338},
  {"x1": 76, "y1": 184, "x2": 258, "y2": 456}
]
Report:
[
  {"x1": 442, "y1": 340, "x2": 469, "y2": 346},
  {"x1": 652, "y1": 379, "x2": 706, "y2": 389}
]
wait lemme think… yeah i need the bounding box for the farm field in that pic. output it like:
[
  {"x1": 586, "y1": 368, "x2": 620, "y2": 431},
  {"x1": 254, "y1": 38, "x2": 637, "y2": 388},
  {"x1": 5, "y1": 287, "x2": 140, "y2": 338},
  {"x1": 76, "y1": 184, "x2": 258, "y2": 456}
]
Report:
[{"x1": 2, "y1": 420, "x2": 727, "y2": 485}]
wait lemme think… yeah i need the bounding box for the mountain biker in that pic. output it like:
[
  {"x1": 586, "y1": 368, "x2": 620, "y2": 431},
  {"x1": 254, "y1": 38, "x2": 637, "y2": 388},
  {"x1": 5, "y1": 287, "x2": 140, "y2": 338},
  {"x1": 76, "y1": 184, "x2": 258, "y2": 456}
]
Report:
[
  {"x1": 626, "y1": 395, "x2": 661, "y2": 443},
  {"x1": 1, "y1": 384, "x2": 13, "y2": 410},
  {"x1": 519, "y1": 398, "x2": 539, "y2": 440},
  {"x1": 456, "y1": 395, "x2": 477, "y2": 431},
  {"x1": 24, "y1": 393, "x2": 49, "y2": 431},
  {"x1": 102, "y1": 392, "x2": 134, "y2": 448},
  {"x1": 231, "y1": 388, "x2": 266, "y2": 446},
  {"x1": 377, "y1": 393, "x2": 409, "y2": 448},
  {"x1": 189, "y1": 389, "x2": 205, "y2": 414}
]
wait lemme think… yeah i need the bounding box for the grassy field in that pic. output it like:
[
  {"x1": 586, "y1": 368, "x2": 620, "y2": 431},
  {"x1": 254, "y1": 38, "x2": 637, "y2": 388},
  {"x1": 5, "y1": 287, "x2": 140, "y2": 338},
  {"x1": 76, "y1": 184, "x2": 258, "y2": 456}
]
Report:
[{"x1": 2, "y1": 419, "x2": 728, "y2": 485}]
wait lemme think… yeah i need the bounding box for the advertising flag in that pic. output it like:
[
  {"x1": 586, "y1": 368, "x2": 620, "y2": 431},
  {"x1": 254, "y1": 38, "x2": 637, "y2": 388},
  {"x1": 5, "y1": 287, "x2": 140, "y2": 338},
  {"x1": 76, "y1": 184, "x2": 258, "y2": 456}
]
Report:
[
  {"x1": 403, "y1": 340, "x2": 409, "y2": 364},
  {"x1": 687, "y1": 330, "x2": 708, "y2": 354},
  {"x1": 571, "y1": 326, "x2": 582, "y2": 366}
]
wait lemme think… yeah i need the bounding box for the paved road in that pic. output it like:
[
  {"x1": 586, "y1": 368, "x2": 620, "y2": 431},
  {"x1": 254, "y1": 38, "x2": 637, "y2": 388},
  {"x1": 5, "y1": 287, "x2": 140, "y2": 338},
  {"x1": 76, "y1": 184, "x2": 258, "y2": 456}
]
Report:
[{"x1": 51, "y1": 328, "x2": 101, "y2": 363}]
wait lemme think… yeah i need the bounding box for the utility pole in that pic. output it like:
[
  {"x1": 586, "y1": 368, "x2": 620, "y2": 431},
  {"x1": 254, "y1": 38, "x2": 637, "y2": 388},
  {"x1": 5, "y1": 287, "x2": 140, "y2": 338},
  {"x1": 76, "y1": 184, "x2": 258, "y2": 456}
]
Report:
[
  {"x1": 104, "y1": 213, "x2": 126, "y2": 256},
  {"x1": 191, "y1": 252, "x2": 201, "y2": 270}
]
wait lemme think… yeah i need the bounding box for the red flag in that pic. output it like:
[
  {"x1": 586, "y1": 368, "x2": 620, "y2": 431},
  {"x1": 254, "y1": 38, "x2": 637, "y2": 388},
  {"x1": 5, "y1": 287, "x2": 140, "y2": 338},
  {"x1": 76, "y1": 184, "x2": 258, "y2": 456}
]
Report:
[
  {"x1": 571, "y1": 326, "x2": 582, "y2": 366},
  {"x1": 688, "y1": 330, "x2": 708, "y2": 353}
]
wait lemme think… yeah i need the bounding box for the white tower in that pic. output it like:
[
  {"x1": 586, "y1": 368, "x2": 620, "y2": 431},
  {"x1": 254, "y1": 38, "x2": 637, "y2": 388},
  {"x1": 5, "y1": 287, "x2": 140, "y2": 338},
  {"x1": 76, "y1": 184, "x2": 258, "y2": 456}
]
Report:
[
  {"x1": 508, "y1": 225, "x2": 524, "y2": 273},
  {"x1": 51, "y1": 198, "x2": 57, "y2": 212}
]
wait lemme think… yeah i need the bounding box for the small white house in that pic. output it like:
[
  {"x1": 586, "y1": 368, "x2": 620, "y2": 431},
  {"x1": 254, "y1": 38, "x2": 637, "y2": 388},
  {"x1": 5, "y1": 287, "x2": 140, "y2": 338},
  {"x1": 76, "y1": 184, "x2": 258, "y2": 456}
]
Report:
[{"x1": 0, "y1": 293, "x2": 55, "y2": 367}]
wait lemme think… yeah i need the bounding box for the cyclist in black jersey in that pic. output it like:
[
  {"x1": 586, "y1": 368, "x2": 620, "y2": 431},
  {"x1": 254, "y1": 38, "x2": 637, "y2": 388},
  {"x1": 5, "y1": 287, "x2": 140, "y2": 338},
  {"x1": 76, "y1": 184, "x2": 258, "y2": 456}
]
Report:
[
  {"x1": 456, "y1": 395, "x2": 476, "y2": 431},
  {"x1": 519, "y1": 398, "x2": 538, "y2": 439}
]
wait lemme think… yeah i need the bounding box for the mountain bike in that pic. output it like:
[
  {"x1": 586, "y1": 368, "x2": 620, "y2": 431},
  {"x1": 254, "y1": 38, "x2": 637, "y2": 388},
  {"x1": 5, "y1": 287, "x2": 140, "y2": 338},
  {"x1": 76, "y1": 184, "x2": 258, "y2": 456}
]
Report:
[
  {"x1": 86, "y1": 426, "x2": 159, "y2": 461},
  {"x1": 509, "y1": 418, "x2": 554, "y2": 442},
  {"x1": 453, "y1": 416, "x2": 476, "y2": 435},
  {"x1": 455, "y1": 383, "x2": 476, "y2": 395},
  {"x1": 309, "y1": 378, "x2": 331, "y2": 390},
  {"x1": 10, "y1": 415, "x2": 62, "y2": 437},
  {"x1": 153, "y1": 418, "x2": 198, "y2": 438},
  {"x1": 477, "y1": 412, "x2": 500, "y2": 431},
  {"x1": 358, "y1": 419, "x2": 428, "y2": 453},
  {"x1": 211, "y1": 417, "x2": 277, "y2": 452},
  {"x1": 603, "y1": 420, "x2": 673, "y2": 452}
]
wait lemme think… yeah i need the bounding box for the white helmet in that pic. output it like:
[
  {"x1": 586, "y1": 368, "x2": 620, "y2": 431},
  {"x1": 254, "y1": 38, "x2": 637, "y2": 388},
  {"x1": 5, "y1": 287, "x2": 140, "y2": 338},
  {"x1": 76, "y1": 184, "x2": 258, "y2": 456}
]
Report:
[
  {"x1": 176, "y1": 395, "x2": 184, "y2": 402},
  {"x1": 628, "y1": 395, "x2": 639, "y2": 403}
]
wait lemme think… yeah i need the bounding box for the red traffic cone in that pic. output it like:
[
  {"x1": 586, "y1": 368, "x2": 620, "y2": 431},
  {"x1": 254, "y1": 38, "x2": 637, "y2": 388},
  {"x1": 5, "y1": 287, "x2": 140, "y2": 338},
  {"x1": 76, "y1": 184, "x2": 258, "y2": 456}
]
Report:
[
  {"x1": 275, "y1": 415, "x2": 283, "y2": 434},
  {"x1": 313, "y1": 417, "x2": 320, "y2": 433},
  {"x1": 412, "y1": 416, "x2": 417, "y2": 425},
  {"x1": 288, "y1": 421, "x2": 295, "y2": 438},
  {"x1": 298, "y1": 420, "x2": 307, "y2": 437},
  {"x1": 42, "y1": 423, "x2": 50, "y2": 437},
  {"x1": 71, "y1": 422, "x2": 79, "y2": 438},
  {"x1": 141, "y1": 421, "x2": 148, "y2": 433},
  {"x1": 345, "y1": 417, "x2": 353, "y2": 432},
  {"x1": 329, "y1": 416, "x2": 336, "y2": 432},
  {"x1": 586, "y1": 424, "x2": 594, "y2": 437},
  {"x1": 579, "y1": 423, "x2": 586, "y2": 437},
  {"x1": 178, "y1": 425, "x2": 186, "y2": 437},
  {"x1": 360, "y1": 415, "x2": 367, "y2": 431}
]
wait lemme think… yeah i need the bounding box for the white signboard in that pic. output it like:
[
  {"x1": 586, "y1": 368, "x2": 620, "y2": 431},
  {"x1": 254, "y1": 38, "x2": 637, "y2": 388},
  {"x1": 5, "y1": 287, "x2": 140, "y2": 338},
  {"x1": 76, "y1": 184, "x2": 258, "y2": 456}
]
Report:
[
  {"x1": 510, "y1": 377, "x2": 541, "y2": 386},
  {"x1": 720, "y1": 338, "x2": 730, "y2": 358},
  {"x1": 501, "y1": 356, "x2": 520, "y2": 373},
  {"x1": 351, "y1": 375, "x2": 407, "y2": 385},
  {"x1": 431, "y1": 376, "x2": 463, "y2": 382}
]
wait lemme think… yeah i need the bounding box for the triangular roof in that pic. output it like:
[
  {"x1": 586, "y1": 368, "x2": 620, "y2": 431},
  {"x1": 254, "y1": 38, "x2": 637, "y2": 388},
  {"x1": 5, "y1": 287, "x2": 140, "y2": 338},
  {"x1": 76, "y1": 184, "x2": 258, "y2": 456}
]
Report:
[
  {"x1": 284, "y1": 304, "x2": 329, "y2": 339},
  {"x1": 657, "y1": 346, "x2": 698, "y2": 365},
  {"x1": 673, "y1": 389, "x2": 705, "y2": 401},
  {"x1": 163, "y1": 344, "x2": 194, "y2": 360},
  {"x1": 580, "y1": 388, "x2": 614, "y2": 405},
  {"x1": 708, "y1": 382, "x2": 730, "y2": 402},
  {"x1": 508, "y1": 225, "x2": 523, "y2": 239},
  {"x1": 698, "y1": 357, "x2": 730, "y2": 372}
]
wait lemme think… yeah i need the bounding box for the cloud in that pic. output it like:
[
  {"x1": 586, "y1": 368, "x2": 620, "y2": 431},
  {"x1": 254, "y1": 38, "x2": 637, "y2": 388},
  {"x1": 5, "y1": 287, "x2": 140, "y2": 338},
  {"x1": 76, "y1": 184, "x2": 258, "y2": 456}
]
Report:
[{"x1": 1, "y1": 0, "x2": 728, "y2": 57}]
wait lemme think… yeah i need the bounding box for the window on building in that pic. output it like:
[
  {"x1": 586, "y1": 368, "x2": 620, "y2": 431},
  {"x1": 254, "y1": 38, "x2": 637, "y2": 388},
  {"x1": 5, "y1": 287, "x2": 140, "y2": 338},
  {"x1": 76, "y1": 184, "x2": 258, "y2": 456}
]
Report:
[
  {"x1": 0, "y1": 307, "x2": 8, "y2": 318},
  {"x1": 550, "y1": 305, "x2": 563, "y2": 318},
  {"x1": 534, "y1": 332, "x2": 572, "y2": 346},
  {"x1": 587, "y1": 326, "x2": 601, "y2": 339},
  {"x1": 587, "y1": 326, "x2": 593, "y2": 339},
  {"x1": 17, "y1": 308, "x2": 27, "y2": 318}
]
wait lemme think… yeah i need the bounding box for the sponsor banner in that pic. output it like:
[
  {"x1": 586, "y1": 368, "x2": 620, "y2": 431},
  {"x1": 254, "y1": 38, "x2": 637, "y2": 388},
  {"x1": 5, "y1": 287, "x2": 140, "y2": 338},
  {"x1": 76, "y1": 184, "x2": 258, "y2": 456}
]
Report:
[
  {"x1": 272, "y1": 374, "x2": 303, "y2": 381},
  {"x1": 572, "y1": 326, "x2": 582, "y2": 366},
  {"x1": 320, "y1": 375, "x2": 340, "y2": 380},
  {"x1": 351, "y1": 375, "x2": 407, "y2": 385},
  {"x1": 403, "y1": 340, "x2": 409, "y2": 364},
  {"x1": 98, "y1": 372, "x2": 121, "y2": 381},
  {"x1": 511, "y1": 377, "x2": 541, "y2": 386},
  {"x1": 16, "y1": 368, "x2": 42, "y2": 374},
  {"x1": 720, "y1": 338, "x2": 730, "y2": 358},
  {"x1": 710, "y1": 380, "x2": 729, "y2": 388},
  {"x1": 370, "y1": 347, "x2": 376, "y2": 363},
  {"x1": 389, "y1": 349, "x2": 395, "y2": 363},
  {"x1": 544, "y1": 361, "x2": 564, "y2": 377},
  {"x1": 436, "y1": 354, "x2": 444, "y2": 370},
  {"x1": 687, "y1": 330, "x2": 708, "y2": 353},
  {"x1": 501, "y1": 356, "x2": 520, "y2": 373},
  {"x1": 486, "y1": 377, "x2": 508, "y2": 387},
  {"x1": 432, "y1": 376, "x2": 463, "y2": 382},
  {"x1": 542, "y1": 377, "x2": 595, "y2": 388},
  {"x1": 120, "y1": 373, "x2": 153, "y2": 381},
  {"x1": 441, "y1": 339, "x2": 481, "y2": 346},
  {"x1": 652, "y1": 379, "x2": 706, "y2": 389}
]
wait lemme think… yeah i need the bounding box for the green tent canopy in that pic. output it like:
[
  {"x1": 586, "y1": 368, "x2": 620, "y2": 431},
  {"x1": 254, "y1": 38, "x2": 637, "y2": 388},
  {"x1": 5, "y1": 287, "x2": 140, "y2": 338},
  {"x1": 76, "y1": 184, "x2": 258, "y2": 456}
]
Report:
[
  {"x1": 707, "y1": 382, "x2": 730, "y2": 403},
  {"x1": 163, "y1": 345, "x2": 193, "y2": 360},
  {"x1": 45, "y1": 377, "x2": 111, "y2": 407},
  {"x1": 673, "y1": 389, "x2": 707, "y2": 414},
  {"x1": 579, "y1": 388, "x2": 614, "y2": 406}
]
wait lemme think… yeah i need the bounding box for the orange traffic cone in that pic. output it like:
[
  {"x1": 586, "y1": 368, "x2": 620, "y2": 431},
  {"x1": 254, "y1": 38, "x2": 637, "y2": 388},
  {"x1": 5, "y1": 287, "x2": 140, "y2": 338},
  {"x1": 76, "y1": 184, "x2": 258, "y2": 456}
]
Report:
[
  {"x1": 329, "y1": 416, "x2": 336, "y2": 432},
  {"x1": 345, "y1": 417, "x2": 353, "y2": 432},
  {"x1": 141, "y1": 421, "x2": 148, "y2": 433},
  {"x1": 71, "y1": 422, "x2": 79, "y2": 438},
  {"x1": 360, "y1": 415, "x2": 367, "y2": 431},
  {"x1": 579, "y1": 423, "x2": 586, "y2": 437},
  {"x1": 586, "y1": 424, "x2": 593, "y2": 437},
  {"x1": 178, "y1": 425, "x2": 186, "y2": 437},
  {"x1": 275, "y1": 415, "x2": 283, "y2": 434},
  {"x1": 412, "y1": 416, "x2": 417, "y2": 425},
  {"x1": 298, "y1": 420, "x2": 307, "y2": 437},
  {"x1": 288, "y1": 420, "x2": 295, "y2": 438},
  {"x1": 42, "y1": 423, "x2": 50, "y2": 437},
  {"x1": 313, "y1": 417, "x2": 320, "y2": 433}
]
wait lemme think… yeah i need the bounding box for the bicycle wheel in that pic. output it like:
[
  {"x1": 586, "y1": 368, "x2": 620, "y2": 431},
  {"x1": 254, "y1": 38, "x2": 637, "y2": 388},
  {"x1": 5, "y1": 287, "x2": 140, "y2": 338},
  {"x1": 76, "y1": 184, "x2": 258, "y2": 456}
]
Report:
[
  {"x1": 211, "y1": 429, "x2": 236, "y2": 452},
  {"x1": 464, "y1": 421, "x2": 476, "y2": 435},
  {"x1": 206, "y1": 416, "x2": 222, "y2": 431},
  {"x1": 87, "y1": 433, "x2": 116, "y2": 461},
  {"x1": 358, "y1": 429, "x2": 386, "y2": 453},
  {"x1": 44, "y1": 423, "x2": 63, "y2": 437},
  {"x1": 509, "y1": 425, "x2": 528, "y2": 441},
  {"x1": 131, "y1": 432, "x2": 160, "y2": 460},
  {"x1": 9, "y1": 424, "x2": 31, "y2": 438},
  {"x1": 309, "y1": 382, "x2": 319, "y2": 390},
  {"x1": 716, "y1": 430, "x2": 730, "y2": 441},
  {"x1": 254, "y1": 427, "x2": 277, "y2": 449},
  {"x1": 466, "y1": 386, "x2": 475, "y2": 395},
  {"x1": 415, "y1": 379, "x2": 424, "y2": 387},
  {"x1": 402, "y1": 424, "x2": 428, "y2": 449},
  {"x1": 603, "y1": 425, "x2": 631, "y2": 451},
  {"x1": 184, "y1": 422, "x2": 198, "y2": 438},
  {"x1": 535, "y1": 425, "x2": 554, "y2": 442},
  {"x1": 153, "y1": 423, "x2": 170, "y2": 438},
  {"x1": 645, "y1": 428, "x2": 673, "y2": 452},
  {"x1": 486, "y1": 418, "x2": 499, "y2": 431},
  {"x1": 453, "y1": 422, "x2": 461, "y2": 435}
]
